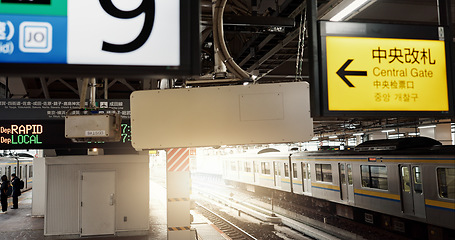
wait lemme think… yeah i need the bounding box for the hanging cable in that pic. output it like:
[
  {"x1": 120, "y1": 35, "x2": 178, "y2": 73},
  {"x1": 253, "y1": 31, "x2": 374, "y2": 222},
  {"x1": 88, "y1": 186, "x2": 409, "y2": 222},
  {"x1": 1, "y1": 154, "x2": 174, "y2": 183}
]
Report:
[{"x1": 295, "y1": 8, "x2": 307, "y2": 81}]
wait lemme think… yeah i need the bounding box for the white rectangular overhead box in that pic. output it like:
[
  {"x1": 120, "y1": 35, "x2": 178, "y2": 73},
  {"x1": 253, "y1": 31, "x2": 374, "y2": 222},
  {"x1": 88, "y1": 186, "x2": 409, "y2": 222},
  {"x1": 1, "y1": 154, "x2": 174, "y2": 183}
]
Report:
[{"x1": 130, "y1": 82, "x2": 313, "y2": 150}]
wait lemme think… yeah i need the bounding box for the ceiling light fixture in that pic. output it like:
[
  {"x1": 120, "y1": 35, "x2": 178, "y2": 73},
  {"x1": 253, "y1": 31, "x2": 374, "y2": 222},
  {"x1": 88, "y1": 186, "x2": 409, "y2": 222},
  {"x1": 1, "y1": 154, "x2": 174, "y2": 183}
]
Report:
[
  {"x1": 381, "y1": 129, "x2": 395, "y2": 133},
  {"x1": 418, "y1": 125, "x2": 437, "y2": 129},
  {"x1": 330, "y1": 0, "x2": 371, "y2": 22}
]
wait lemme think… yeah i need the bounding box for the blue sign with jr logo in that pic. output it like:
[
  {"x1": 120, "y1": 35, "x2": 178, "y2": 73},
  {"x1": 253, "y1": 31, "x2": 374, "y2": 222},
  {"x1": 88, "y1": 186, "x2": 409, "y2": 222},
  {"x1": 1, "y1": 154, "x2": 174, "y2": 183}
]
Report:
[{"x1": 0, "y1": 14, "x2": 66, "y2": 63}]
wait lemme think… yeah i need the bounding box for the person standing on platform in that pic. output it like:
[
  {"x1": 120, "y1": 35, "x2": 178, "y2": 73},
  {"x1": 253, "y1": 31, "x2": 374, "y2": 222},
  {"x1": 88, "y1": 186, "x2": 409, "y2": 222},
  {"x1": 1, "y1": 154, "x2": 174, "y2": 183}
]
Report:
[
  {"x1": 0, "y1": 175, "x2": 9, "y2": 214},
  {"x1": 11, "y1": 173, "x2": 21, "y2": 209}
]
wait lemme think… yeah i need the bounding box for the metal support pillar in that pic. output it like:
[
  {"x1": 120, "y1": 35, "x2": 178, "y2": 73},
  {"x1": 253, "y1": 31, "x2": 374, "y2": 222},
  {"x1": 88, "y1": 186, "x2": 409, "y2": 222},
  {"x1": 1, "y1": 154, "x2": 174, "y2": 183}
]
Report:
[
  {"x1": 437, "y1": 0, "x2": 454, "y2": 115},
  {"x1": 89, "y1": 78, "x2": 96, "y2": 108},
  {"x1": 166, "y1": 148, "x2": 192, "y2": 240},
  {"x1": 307, "y1": 0, "x2": 321, "y2": 117}
]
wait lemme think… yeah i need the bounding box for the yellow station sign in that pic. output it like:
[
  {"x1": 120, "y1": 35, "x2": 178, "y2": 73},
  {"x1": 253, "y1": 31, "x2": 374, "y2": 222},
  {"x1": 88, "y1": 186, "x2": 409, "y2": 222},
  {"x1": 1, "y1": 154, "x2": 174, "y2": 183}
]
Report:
[{"x1": 325, "y1": 36, "x2": 449, "y2": 111}]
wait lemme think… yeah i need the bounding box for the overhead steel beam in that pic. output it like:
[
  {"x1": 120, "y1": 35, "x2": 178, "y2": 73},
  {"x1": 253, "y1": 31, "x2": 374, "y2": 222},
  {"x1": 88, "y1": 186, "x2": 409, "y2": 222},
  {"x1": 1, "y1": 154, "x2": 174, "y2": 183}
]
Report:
[
  {"x1": 119, "y1": 79, "x2": 136, "y2": 91},
  {"x1": 239, "y1": 34, "x2": 276, "y2": 67},
  {"x1": 223, "y1": 15, "x2": 295, "y2": 27},
  {"x1": 247, "y1": 27, "x2": 299, "y2": 73},
  {"x1": 40, "y1": 77, "x2": 50, "y2": 99},
  {"x1": 7, "y1": 77, "x2": 27, "y2": 99},
  {"x1": 55, "y1": 78, "x2": 78, "y2": 95}
]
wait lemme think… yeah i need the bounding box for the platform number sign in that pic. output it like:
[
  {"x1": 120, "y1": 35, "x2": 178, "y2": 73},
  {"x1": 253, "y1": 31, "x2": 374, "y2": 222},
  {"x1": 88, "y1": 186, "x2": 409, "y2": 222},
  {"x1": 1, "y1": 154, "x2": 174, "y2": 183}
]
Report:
[
  {"x1": 99, "y1": 0, "x2": 155, "y2": 53},
  {"x1": 68, "y1": 0, "x2": 179, "y2": 66},
  {"x1": 0, "y1": 0, "x2": 189, "y2": 75}
]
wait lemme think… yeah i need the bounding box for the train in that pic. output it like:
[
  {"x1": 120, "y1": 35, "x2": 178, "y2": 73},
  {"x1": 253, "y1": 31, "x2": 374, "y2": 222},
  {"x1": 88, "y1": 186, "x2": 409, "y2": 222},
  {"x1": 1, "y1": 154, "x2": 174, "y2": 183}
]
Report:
[
  {"x1": 216, "y1": 137, "x2": 455, "y2": 239},
  {"x1": 0, "y1": 153, "x2": 33, "y2": 192}
]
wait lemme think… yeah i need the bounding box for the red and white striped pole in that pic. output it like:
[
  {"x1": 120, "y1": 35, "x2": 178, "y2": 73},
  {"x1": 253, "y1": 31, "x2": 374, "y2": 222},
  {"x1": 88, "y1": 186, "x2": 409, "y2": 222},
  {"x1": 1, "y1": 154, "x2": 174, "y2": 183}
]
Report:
[{"x1": 166, "y1": 148, "x2": 192, "y2": 239}]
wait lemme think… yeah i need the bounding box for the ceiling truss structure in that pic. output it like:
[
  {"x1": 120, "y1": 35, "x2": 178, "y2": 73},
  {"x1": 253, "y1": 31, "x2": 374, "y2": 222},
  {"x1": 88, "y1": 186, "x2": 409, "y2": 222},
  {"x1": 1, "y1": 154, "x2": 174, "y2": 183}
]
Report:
[{"x1": 1, "y1": 0, "x2": 454, "y2": 139}]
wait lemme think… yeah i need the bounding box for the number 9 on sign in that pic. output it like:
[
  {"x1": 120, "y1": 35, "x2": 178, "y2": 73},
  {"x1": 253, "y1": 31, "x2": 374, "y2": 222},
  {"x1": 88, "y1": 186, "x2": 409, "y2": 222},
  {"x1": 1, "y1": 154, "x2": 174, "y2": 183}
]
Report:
[{"x1": 99, "y1": 0, "x2": 155, "y2": 53}]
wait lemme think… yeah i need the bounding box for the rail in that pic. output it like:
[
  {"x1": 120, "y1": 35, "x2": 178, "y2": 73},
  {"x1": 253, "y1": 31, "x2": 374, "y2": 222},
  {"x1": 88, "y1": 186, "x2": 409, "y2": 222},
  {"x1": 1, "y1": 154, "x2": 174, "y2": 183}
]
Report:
[{"x1": 195, "y1": 202, "x2": 258, "y2": 240}]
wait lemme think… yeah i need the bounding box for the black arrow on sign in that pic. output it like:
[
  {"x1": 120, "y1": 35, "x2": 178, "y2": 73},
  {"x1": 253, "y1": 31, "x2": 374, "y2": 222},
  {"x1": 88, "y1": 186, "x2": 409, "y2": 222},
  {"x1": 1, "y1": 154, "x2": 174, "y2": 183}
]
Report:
[{"x1": 336, "y1": 59, "x2": 367, "y2": 88}]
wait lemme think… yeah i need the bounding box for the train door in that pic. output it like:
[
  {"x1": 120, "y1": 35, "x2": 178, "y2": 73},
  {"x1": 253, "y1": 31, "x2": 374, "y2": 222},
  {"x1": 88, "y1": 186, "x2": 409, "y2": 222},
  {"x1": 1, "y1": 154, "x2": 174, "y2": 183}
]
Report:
[
  {"x1": 347, "y1": 164, "x2": 354, "y2": 204},
  {"x1": 399, "y1": 165, "x2": 426, "y2": 218},
  {"x1": 339, "y1": 163, "x2": 348, "y2": 201},
  {"x1": 274, "y1": 162, "x2": 280, "y2": 187},
  {"x1": 302, "y1": 163, "x2": 311, "y2": 195},
  {"x1": 24, "y1": 165, "x2": 28, "y2": 189}
]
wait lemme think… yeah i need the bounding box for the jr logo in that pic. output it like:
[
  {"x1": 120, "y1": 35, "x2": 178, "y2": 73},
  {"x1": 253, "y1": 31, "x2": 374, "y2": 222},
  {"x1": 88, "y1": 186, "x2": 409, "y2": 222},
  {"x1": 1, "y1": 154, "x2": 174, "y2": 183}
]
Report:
[{"x1": 19, "y1": 21, "x2": 52, "y2": 53}]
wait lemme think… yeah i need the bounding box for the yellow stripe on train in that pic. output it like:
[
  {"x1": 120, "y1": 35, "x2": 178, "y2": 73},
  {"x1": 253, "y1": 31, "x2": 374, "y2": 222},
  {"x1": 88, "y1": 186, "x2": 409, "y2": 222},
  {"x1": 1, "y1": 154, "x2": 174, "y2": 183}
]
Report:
[
  {"x1": 425, "y1": 199, "x2": 455, "y2": 210},
  {"x1": 311, "y1": 182, "x2": 340, "y2": 191},
  {"x1": 259, "y1": 175, "x2": 274, "y2": 180},
  {"x1": 354, "y1": 189, "x2": 401, "y2": 201}
]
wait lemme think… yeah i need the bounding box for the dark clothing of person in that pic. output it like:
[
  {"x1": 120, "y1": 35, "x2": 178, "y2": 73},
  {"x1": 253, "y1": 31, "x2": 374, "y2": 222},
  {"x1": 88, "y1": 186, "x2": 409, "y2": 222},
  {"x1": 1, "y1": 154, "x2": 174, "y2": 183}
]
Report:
[
  {"x1": 11, "y1": 177, "x2": 21, "y2": 209},
  {"x1": 0, "y1": 180, "x2": 9, "y2": 212}
]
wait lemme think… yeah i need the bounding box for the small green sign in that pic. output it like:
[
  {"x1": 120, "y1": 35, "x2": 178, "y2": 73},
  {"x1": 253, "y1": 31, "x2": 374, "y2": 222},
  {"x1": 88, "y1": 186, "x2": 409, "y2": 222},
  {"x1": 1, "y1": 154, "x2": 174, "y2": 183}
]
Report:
[{"x1": 0, "y1": 1, "x2": 66, "y2": 16}]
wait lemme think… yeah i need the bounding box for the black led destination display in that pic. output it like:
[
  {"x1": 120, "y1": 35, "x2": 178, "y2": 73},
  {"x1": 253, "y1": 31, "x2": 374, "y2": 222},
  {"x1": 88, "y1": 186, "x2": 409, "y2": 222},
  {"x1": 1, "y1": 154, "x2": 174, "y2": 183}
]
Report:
[{"x1": 0, "y1": 120, "x2": 133, "y2": 150}]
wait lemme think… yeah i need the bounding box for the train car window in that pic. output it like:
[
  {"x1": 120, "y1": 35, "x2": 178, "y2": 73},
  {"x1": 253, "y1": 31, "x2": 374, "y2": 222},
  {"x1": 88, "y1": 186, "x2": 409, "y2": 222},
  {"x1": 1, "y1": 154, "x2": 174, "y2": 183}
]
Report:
[
  {"x1": 340, "y1": 164, "x2": 346, "y2": 184},
  {"x1": 316, "y1": 164, "x2": 322, "y2": 181},
  {"x1": 437, "y1": 168, "x2": 455, "y2": 199},
  {"x1": 261, "y1": 162, "x2": 271, "y2": 175},
  {"x1": 0, "y1": 168, "x2": 2, "y2": 175},
  {"x1": 29, "y1": 166, "x2": 33, "y2": 178},
  {"x1": 361, "y1": 165, "x2": 388, "y2": 190},
  {"x1": 347, "y1": 164, "x2": 353, "y2": 185},
  {"x1": 292, "y1": 163, "x2": 298, "y2": 179},
  {"x1": 316, "y1": 164, "x2": 332, "y2": 183},
  {"x1": 230, "y1": 161, "x2": 237, "y2": 171},
  {"x1": 13, "y1": 166, "x2": 16, "y2": 176},
  {"x1": 302, "y1": 163, "x2": 307, "y2": 179},
  {"x1": 284, "y1": 163, "x2": 289, "y2": 177},
  {"x1": 413, "y1": 166, "x2": 423, "y2": 193},
  {"x1": 307, "y1": 164, "x2": 311, "y2": 179},
  {"x1": 244, "y1": 162, "x2": 252, "y2": 173},
  {"x1": 400, "y1": 166, "x2": 411, "y2": 192},
  {"x1": 19, "y1": 166, "x2": 22, "y2": 179},
  {"x1": 274, "y1": 162, "x2": 281, "y2": 176}
]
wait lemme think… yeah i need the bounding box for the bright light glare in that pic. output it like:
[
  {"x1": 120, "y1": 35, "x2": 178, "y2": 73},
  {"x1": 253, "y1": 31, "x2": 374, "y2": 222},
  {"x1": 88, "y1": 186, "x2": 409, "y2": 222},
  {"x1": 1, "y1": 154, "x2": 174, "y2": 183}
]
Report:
[
  {"x1": 329, "y1": 135, "x2": 338, "y2": 139},
  {"x1": 381, "y1": 129, "x2": 395, "y2": 133},
  {"x1": 330, "y1": 0, "x2": 370, "y2": 21},
  {"x1": 388, "y1": 133, "x2": 404, "y2": 139},
  {"x1": 418, "y1": 125, "x2": 437, "y2": 129},
  {"x1": 353, "y1": 132, "x2": 364, "y2": 136}
]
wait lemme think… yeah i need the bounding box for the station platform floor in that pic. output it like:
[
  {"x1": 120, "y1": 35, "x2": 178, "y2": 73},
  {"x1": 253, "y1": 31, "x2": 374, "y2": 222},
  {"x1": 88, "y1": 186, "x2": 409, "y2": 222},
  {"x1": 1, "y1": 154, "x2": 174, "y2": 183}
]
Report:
[{"x1": 0, "y1": 181, "x2": 226, "y2": 240}]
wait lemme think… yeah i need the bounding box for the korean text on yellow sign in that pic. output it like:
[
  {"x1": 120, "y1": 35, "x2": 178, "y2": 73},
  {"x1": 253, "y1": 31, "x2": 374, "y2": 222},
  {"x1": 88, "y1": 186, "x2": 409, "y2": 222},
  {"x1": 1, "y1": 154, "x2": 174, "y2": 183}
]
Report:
[{"x1": 326, "y1": 36, "x2": 448, "y2": 111}]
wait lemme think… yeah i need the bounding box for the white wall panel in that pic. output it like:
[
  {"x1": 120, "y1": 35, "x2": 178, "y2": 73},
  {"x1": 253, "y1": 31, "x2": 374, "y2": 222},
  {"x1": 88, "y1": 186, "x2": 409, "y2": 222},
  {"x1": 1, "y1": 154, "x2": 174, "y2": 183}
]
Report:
[
  {"x1": 45, "y1": 164, "x2": 80, "y2": 235},
  {"x1": 44, "y1": 155, "x2": 149, "y2": 236},
  {"x1": 32, "y1": 157, "x2": 45, "y2": 217}
]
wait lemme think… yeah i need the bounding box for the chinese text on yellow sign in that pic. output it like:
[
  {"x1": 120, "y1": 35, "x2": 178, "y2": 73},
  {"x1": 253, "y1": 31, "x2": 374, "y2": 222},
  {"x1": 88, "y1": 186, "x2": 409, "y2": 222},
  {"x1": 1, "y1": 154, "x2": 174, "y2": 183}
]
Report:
[{"x1": 326, "y1": 36, "x2": 448, "y2": 111}]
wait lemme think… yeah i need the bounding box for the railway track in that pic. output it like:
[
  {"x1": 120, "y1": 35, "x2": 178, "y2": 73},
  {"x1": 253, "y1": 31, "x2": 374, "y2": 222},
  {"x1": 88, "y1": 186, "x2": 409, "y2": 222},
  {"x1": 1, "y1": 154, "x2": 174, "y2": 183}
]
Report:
[
  {"x1": 196, "y1": 202, "x2": 258, "y2": 240},
  {"x1": 193, "y1": 180, "x2": 345, "y2": 240}
]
